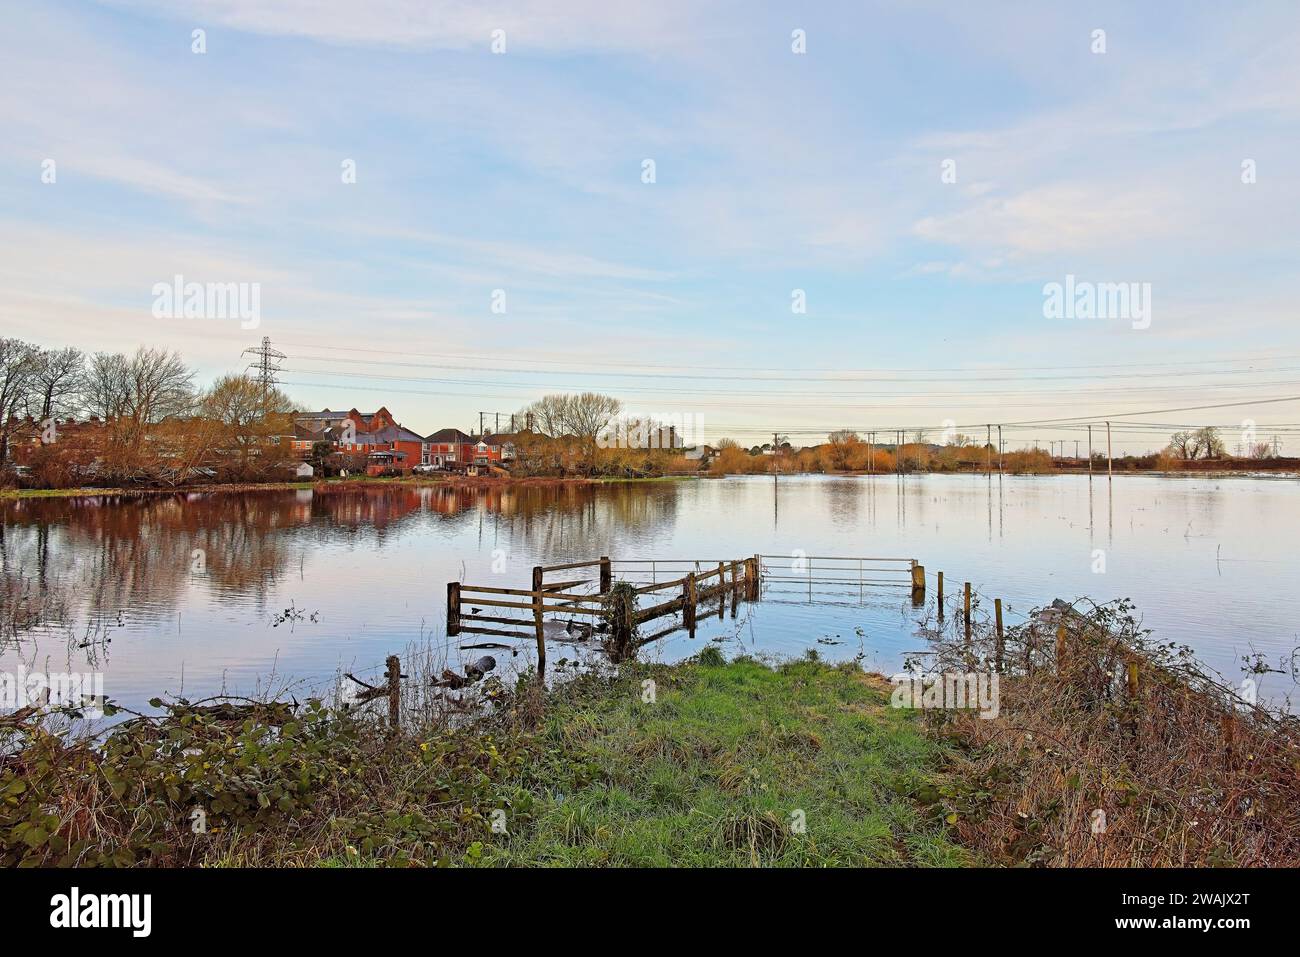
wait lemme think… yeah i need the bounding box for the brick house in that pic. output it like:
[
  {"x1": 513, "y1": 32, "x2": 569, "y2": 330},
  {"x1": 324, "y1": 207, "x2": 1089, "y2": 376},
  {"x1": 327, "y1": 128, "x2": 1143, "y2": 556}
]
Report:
[
  {"x1": 424, "y1": 428, "x2": 475, "y2": 468},
  {"x1": 475, "y1": 433, "x2": 517, "y2": 466}
]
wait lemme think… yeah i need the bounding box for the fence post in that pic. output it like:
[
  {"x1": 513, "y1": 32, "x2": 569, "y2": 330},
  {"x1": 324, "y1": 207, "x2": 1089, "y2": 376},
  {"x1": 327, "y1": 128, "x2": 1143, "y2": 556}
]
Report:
[
  {"x1": 911, "y1": 563, "x2": 925, "y2": 605},
  {"x1": 963, "y1": 582, "x2": 972, "y2": 643},
  {"x1": 994, "y1": 598, "x2": 1004, "y2": 673},
  {"x1": 685, "y1": 572, "x2": 698, "y2": 630},
  {"x1": 599, "y1": 556, "x2": 612, "y2": 593},
  {"x1": 385, "y1": 655, "x2": 401, "y2": 733},
  {"x1": 731, "y1": 560, "x2": 741, "y2": 615},
  {"x1": 1056, "y1": 623, "x2": 1067, "y2": 672},
  {"x1": 532, "y1": 565, "x2": 546, "y2": 681},
  {"x1": 717, "y1": 562, "x2": 726, "y2": 618},
  {"x1": 937, "y1": 571, "x2": 944, "y2": 617},
  {"x1": 447, "y1": 581, "x2": 461, "y2": 636}
]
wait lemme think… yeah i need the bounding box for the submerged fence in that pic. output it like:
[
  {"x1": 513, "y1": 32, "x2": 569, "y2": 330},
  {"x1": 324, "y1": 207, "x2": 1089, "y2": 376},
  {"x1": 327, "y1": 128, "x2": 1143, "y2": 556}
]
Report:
[{"x1": 446, "y1": 553, "x2": 925, "y2": 679}]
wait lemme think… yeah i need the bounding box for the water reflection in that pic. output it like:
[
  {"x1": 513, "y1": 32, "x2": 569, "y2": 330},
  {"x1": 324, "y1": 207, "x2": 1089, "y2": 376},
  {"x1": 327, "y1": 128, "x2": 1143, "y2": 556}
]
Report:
[{"x1": 2, "y1": 476, "x2": 1298, "y2": 710}]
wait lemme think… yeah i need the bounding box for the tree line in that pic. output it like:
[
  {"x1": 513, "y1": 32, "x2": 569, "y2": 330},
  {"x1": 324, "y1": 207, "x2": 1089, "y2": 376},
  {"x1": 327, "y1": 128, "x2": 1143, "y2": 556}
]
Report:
[{"x1": 1, "y1": 337, "x2": 296, "y2": 487}]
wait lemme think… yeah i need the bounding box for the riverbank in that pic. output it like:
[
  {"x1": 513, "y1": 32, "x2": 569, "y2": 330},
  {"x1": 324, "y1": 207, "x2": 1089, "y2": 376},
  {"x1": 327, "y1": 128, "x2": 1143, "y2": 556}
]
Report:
[
  {"x1": 5, "y1": 610, "x2": 1297, "y2": 867},
  {"x1": 0, "y1": 473, "x2": 700, "y2": 501},
  {"x1": 0, "y1": 653, "x2": 969, "y2": 867}
]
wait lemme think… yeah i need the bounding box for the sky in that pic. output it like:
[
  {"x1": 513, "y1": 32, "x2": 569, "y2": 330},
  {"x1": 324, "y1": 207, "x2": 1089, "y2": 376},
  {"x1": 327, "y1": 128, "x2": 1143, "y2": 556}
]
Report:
[{"x1": 2, "y1": 0, "x2": 1299, "y2": 452}]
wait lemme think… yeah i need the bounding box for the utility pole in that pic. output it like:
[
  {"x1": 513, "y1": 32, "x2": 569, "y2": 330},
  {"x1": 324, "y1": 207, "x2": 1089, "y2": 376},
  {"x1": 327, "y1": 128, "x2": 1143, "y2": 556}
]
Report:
[
  {"x1": 867, "y1": 432, "x2": 873, "y2": 474},
  {"x1": 986, "y1": 425, "x2": 991, "y2": 475},
  {"x1": 1088, "y1": 424, "x2": 1093, "y2": 476},
  {"x1": 1106, "y1": 421, "x2": 1113, "y2": 479},
  {"x1": 242, "y1": 336, "x2": 285, "y2": 412}
]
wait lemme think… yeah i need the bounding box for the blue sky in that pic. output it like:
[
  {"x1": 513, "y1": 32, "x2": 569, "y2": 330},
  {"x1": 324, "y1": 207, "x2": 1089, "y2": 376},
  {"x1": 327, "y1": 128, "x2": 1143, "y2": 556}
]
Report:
[{"x1": 2, "y1": 1, "x2": 1299, "y2": 451}]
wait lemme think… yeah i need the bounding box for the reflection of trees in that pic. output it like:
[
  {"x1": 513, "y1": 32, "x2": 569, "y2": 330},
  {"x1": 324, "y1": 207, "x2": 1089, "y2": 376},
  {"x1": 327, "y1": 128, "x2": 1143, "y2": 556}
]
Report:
[{"x1": 0, "y1": 483, "x2": 682, "y2": 648}]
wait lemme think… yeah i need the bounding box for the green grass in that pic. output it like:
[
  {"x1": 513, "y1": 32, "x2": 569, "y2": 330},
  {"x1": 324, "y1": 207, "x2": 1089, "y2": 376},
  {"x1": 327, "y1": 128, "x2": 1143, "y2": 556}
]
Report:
[{"x1": 483, "y1": 655, "x2": 972, "y2": 867}]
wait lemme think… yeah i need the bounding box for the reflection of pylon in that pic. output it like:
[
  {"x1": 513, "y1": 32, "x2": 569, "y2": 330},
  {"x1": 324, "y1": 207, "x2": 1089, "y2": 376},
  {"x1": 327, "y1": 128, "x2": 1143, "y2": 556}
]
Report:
[{"x1": 243, "y1": 336, "x2": 285, "y2": 408}]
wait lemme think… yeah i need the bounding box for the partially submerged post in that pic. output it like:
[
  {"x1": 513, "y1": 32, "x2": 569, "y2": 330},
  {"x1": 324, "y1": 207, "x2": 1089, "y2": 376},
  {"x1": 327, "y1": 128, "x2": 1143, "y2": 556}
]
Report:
[
  {"x1": 717, "y1": 562, "x2": 726, "y2": 619},
  {"x1": 963, "y1": 582, "x2": 972, "y2": 643},
  {"x1": 385, "y1": 655, "x2": 402, "y2": 733},
  {"x1": 446, "y1": 581, "x2": 461, "y2": 636},
  {"x1": 599, "y1": 556, "x2": 612, "y2": 593},
  {"x1": 937, "y1": 571, "x2": 944, "y2": 617},
  {"x1": 994, "y1": 599, "x2": 1004, "y2": 673},
  {"x1": 685, "y1": 572, "x2": 698, "y2": 631},
  {"x1": 911, "y1": 562, "x2": 926, "y2": 606},
  {"x1": 532, "y1": 565, "x2": 546, "y2": 681}
]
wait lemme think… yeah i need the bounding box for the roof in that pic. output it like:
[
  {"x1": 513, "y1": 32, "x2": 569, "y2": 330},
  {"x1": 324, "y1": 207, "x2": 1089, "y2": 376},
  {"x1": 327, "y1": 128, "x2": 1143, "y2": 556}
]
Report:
[
  {"x1": 482, "y1": 433, "x2": 517, "y2": 445},
  {"x1": 426, "y1": 428, "x2": 474, "y2": 443}
]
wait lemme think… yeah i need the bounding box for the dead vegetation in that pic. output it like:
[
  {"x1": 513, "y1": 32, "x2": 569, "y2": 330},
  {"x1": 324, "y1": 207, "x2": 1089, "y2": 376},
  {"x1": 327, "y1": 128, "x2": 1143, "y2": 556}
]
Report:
[{"x1": 912, "y1": 596, "x2": 1300, "y2": 866}]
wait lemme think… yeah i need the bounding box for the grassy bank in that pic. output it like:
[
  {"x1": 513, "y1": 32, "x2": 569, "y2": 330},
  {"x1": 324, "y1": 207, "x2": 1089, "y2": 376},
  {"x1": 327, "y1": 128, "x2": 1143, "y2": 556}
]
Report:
[{"x1": 0, "y1": 653, "x2": 967, "y2": 868}]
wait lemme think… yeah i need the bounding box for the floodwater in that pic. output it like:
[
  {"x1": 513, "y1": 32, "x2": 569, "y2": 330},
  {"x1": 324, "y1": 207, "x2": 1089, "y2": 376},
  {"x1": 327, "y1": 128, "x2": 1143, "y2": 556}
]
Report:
[{"x1": 2, "y1": 474, "x2": 1297, "y2": 712}]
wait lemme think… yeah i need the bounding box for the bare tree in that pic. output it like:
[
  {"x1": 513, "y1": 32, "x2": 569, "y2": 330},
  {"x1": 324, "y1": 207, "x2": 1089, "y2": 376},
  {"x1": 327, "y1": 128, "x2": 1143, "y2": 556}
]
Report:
[
  {"x1": 521, "y1": 395, "x2": 571, "y2": 437},
  {"x1": 0, "y1": 338, "x2": 39, "y2": 464},
  {"x1": 1168, "y1": 430, "x2": 1196, "y2": 460},
  {"x1": 31, "y1": 346, "x2": 85, "y2": 421},
  {"x1": 84, "y1": 351, "x2": 131, "y2": 423},
  {"x1": 1192, "y1": 426, "x2": 1225, "y2": 460},
  {"x1": 82, "y1": 348, "x2": 194, "y2": 477},
  {"x1": 565, "y1": 392, "x2": 622, "y2": 472},
  {"x1": 200, "y1": 373, "x2": 295, "y2": 476}
]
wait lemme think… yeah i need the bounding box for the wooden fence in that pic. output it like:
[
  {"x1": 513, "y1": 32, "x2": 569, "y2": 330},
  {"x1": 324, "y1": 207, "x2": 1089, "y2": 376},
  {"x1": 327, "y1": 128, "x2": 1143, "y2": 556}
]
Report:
[{"x1": 447, "y1": 556, "x2": 762, "y2": 678}]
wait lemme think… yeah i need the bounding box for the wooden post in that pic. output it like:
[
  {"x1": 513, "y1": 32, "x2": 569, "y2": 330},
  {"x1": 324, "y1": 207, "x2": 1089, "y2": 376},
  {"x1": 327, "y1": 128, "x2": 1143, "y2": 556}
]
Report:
[
  {"x1": 446, "y1": 581, "x2": 461, "y2": 636},
  {"x1": 1056, "y1": 623, "x2": 1067, "y2": 671},
  {"x1": 532, "y1": 565, "x2": 546, "y2": 681},
  {"x1": 963, "y1": 582, "x2": 972, "y2": 643},
  {"x1": 599, "y1": 556, "x2": 612, "y2": 593},
  {"x1": 385, "y1": 655, "x2": 401, "y2": 733},
  {"x1": 1221, "y1": 712, "x2": 1236, "y2": 769},
  {"x1": 685, "y1": 572, "x2": 698, "y2": 629},
  {"x1": 937, "y1": 571, "x2": 944, "y2": 617},
  {"x1": 911, "y1": 563, "x2": 925, "y2": 605},
  {"x1": 994, "y1": 598, "x2": 1004, "y2": 673},
  {"x1": 1126, "y1": 658, "x2": 1139, "y2": 698},
  {"x1": 717, "y1": 563, "x2": 726, "y2": 618}
]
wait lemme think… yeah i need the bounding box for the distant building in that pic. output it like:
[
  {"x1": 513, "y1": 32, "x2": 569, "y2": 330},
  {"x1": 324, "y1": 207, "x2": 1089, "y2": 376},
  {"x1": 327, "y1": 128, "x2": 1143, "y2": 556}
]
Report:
[{"x1": 425, "y1": 428, "x2": 476, "y2": 467}]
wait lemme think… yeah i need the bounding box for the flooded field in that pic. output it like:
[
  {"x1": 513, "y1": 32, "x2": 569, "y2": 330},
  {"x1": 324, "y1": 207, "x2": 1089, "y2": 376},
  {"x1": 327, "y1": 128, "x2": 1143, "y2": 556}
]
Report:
[{"x1": 2, "y1": 474, "x2": 1298, "y2": 711}]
